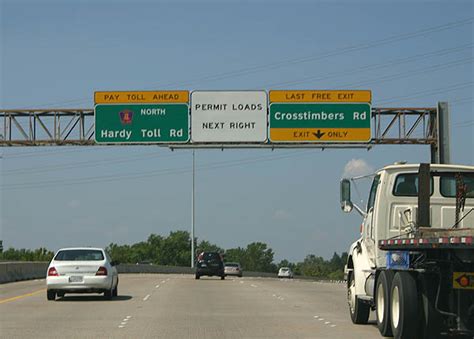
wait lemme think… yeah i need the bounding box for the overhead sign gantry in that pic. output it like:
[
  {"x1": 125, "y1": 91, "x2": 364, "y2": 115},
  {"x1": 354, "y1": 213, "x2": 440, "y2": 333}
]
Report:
[{"x1": 0, "y1": 89, "x2": 450, "y2": 164}]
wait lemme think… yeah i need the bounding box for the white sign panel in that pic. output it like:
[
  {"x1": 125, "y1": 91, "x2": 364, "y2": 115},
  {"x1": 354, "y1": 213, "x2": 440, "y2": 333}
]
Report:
[{"x1": 191, "y1": 91, "x2": 267, "y2": 142}]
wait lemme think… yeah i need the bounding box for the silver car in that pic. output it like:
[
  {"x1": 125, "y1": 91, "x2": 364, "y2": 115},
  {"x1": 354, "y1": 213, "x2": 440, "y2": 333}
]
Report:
[
  {"x1": 224, "y1": 262, "x2": 243, "y2": 277},
  {"x1": 46, "y1": 247, "x2": 119, "y2": 300}
]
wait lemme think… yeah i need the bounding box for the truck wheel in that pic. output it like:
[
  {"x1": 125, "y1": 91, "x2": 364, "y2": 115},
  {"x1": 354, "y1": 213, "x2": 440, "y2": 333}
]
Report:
[
  {"x1": 347, "y1": 271, "x2": 370, "y2": 324},
  {"x1": 376, "y1": 270, "x2": 394, "y2": 337},
  {"x1": 390, "y1": 272, "x2": 420, "y2": 339}
]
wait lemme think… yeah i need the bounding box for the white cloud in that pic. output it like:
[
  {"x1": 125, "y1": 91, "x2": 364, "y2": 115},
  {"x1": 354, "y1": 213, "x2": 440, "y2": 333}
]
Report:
[
  {"x1": 273, "y1": 209, "x2": 291, "y2": 220},
  {"x1": 342, "y1": 159, "x2": 374, "y2": 178},
  {"x1": 68, "y1": 200, "x2": 81, "y2": 208}
]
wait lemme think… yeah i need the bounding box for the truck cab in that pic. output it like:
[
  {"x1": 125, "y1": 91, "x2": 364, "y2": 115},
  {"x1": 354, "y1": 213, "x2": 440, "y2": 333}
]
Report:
[{"x1": 341, "y1": 163, "x2": 474, "y2": 338}]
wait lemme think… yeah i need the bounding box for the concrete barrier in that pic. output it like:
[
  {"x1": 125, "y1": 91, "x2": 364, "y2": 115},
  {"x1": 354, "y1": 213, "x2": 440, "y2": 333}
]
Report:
[{"x1": 0, "y1": 262, "x2": 49, "y2": 284}]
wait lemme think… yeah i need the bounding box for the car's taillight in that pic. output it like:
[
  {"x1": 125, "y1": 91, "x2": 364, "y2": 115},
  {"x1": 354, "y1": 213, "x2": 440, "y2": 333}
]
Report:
[
  {"x1": 48, "y1": 267, "x2": 59, "y2": 276},
  {"x1": 96, "y1": 266, "x2": 108, "y2": 276}
]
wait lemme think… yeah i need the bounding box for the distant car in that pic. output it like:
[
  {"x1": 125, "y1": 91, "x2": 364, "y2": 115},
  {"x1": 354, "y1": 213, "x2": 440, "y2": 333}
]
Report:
[
  {"x1": 278, "y1": 267, "x2": 294, "y2": 279},
  {"x1": 46, "y1": 247, "x2": 119, "y2": 301},
  {"x1": 224, "y1": 262, "x2": 243, "y2": 277},
  {"x1": 195, "y1": 252, "x2": 225, "y2": 280}
]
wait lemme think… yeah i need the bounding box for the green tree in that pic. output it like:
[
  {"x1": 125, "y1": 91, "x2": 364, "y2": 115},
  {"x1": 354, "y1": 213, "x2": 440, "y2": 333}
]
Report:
[
  {"x1": 244, "y1": 242, "x2": 276, "y2": 272},
  {"x1": 160, "y1": 230, "x2": 191, "y2": 266},
  {"x1": 196, "y1": 240, "x2": 223, "y2": 255},
  {"x1": 224, "y1": 247, "x2": 246, "y2": 265}
]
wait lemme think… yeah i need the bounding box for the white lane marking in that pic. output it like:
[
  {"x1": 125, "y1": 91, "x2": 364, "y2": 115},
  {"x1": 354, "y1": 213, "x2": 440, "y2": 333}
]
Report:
[
  {"x1": 121, "y1": 322, "x2": 127, "y2": 325},
  {"x1": 118, "y1": 325, "x2": 125, "y2": 328},
  {"x1": 143, "y1": 294, "x2": 150, "y2": 301},
  {"x1": 126, "y1": 316, "x2": 132, "y2": 319},
  {"x1": 161, "y1": 280, "x2": 166, "y2": 283},
  {"x1": 272, "y1": 294, "x2": 277, "y2": 297},
  {"x1": 239, "y1": 281, "x2": 244, "y2": 284},
  {"x1": 331, "y1": 325, "x2": 336, "y2": 328},
  {"x1": 325, "y1": 322, "x2": 330, "y2": 324},
  {"x1": 122, "y1": 318, "x2": 129, "y2": 322},
  {"x1": 318, "y1": 318, "x2": 324, "y2": 321},
  {"x1": 313, "y1": 315, "x2": 319, "y2": 318},
  {"x1": 250, "y1": 284, "x2": 257, "y2": 288},
  {"x1": 155, "y1": 285, "x2": 160, "y2": 288}
]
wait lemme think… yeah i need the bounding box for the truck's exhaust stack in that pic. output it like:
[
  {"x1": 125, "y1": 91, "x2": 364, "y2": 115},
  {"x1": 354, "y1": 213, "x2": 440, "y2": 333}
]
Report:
[{"x1": 417, "y1": 163, "x2": 431, "y2": 228}]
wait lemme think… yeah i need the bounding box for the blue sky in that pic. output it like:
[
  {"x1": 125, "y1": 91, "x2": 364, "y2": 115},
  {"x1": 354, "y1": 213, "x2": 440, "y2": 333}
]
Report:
[{"x1": 1, "y1": 0, "x2": 473, "y2": 262}]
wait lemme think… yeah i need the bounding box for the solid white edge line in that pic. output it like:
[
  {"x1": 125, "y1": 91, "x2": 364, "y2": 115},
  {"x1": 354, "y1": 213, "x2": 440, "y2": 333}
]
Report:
[{"x1": 143, "y1": 294, "x2": 150, "y2": 301}]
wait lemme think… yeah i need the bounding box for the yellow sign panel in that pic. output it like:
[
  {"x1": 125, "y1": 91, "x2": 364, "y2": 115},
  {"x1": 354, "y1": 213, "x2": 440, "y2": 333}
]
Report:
[
  {"x1": 453, "y1": 272, "x2": 474, "y2": 290},
  {"x1": 94, "y1": 91, "x2": 189, "y2": 104},
  {"x1": 270, "y1": 128, "x2": 371, "y2": 142},
  {"x1": 269, "y1": 90, "x2": 372, "y2": 103}
]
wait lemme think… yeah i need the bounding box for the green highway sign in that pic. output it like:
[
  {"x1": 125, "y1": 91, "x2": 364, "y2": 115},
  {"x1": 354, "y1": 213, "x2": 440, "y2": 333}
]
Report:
[
  {"x1": 95, "y1": 104, "x2": 189, "y2": 143},
  {"x1": 269, "y1": 103, "x2": 371, "y2": 142}
]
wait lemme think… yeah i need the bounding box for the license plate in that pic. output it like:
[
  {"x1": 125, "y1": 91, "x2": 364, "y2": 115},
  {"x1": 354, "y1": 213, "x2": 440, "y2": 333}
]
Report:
[{"x1": 69, "y1": 276, "x2": 83, "y2": 283}]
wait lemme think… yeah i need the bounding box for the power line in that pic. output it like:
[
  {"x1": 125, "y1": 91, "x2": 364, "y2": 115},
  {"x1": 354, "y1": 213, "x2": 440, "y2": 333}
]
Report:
[
  {"x1": 265, "y1": 44, "x2": 472, "y2": 89},
  {"x1": 11, "y1": 17, "x2": 473, "y2": 109},
  {"x1": 2, "y1": 149, "x2": 186, "y2": 175},
  {"x1": 1, "y1": 151, "x2": 314, "y2": 190},
  {"x1": 334, "y1": 57, "x2": 472, "y2": 89},
  {"x1": 376, "y1": 81, "x2": 473, "y2": 105}
]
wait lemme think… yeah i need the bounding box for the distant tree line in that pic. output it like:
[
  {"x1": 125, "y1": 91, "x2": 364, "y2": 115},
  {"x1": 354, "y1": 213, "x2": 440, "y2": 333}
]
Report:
[
  {"x1": 0, "y1": 247, "x2": 54, "y2": 262},
  {"x1": 0, "y1": 231, "x2": 347, "y2": 279}
]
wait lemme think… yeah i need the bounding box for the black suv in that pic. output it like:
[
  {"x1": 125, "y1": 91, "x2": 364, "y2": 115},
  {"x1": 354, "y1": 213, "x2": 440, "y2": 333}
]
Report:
[{"x1": 195, "y1": 252, "x2": 225, "y2": 280}]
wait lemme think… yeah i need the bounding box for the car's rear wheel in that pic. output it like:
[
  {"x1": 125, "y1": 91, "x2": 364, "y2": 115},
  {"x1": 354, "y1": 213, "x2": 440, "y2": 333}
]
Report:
[
  {"x1": 57, "y1": 291, "x2": 65, "y2": 298},
  {"x1": 221, "y1": 275, "x2": 225, "y2": 280},
  {"x1": 112, "y1": 285, "x2": 118, "y2": 297},
  {"x1": 195, "y1": 274, "x2": 200, "y2": 279},
  {"x1": 47, "y1": 290, "x2": 56, "y2": 301},
  {"x1": 104, "y1": 289, "x2": 113, "y2": 300}
]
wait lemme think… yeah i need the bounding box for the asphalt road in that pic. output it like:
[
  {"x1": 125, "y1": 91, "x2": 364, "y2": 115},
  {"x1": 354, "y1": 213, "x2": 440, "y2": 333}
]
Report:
[{"x1": 0, "y1": 274, "x2": 382, "y2": 338}]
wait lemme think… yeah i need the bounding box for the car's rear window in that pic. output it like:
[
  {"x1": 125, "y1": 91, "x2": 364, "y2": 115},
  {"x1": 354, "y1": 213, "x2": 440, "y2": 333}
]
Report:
[
  {"x1": 200, "y1": 252, "x2": 221, "y2": 261},
  {"x1": 54, "y1": 249, "x2": 104, "y2": 261}
]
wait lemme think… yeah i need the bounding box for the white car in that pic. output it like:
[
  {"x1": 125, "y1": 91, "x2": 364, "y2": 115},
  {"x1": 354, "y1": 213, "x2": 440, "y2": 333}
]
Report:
[
  {"x1": 278, "y1": 267, "x2": 294, "y2": 279},
  {"x1": 46, "y1": 247, "x2": 119, "y2": 301}
]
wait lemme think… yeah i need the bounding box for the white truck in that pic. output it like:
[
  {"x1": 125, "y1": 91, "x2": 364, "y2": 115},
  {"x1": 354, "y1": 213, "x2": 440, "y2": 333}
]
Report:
[{"x1": 340, "y1": 163, "x2": 473, "y2": 338}]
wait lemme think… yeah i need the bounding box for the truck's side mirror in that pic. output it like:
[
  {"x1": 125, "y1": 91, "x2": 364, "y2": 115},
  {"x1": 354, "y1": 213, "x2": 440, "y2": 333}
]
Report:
[{"x1": 340, "y1": 179, "x2": 353, "y2": 213}]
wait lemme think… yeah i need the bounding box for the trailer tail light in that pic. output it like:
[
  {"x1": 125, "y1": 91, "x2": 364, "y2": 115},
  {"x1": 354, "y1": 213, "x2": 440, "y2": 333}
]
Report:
[
  {"x1": 48, "y1": 267, "x2": 59, "y2": 276},
  {"x1": 96, "y1": 266, "x2": 108, "y2": 276}
]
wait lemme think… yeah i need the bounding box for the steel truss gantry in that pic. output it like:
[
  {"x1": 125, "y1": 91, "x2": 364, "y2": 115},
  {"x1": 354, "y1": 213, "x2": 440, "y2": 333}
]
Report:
[{"x1": 0, "y1": 103, "x2": 450, "y2": 163}]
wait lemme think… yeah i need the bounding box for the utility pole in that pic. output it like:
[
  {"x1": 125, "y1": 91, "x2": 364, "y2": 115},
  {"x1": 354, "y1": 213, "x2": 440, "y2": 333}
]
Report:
[{"x1": 191, "y1": 150, "x2": 195, "y2": 268}]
